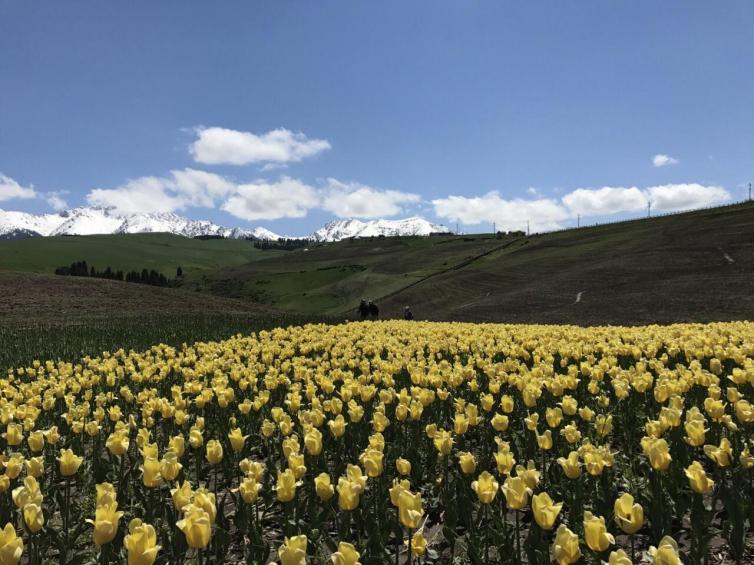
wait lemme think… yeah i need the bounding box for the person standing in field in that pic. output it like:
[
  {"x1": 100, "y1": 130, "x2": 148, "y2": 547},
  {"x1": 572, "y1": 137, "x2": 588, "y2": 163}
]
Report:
[
  {"x1": 368, "y1": 300, "x2": 379, "y2": 320},
  {"x1": 358, "y1": 299, "x2": 369, "y2": 320},
  {"x1": 404, "y1": 306, "x2": 414, "y2": 320}
]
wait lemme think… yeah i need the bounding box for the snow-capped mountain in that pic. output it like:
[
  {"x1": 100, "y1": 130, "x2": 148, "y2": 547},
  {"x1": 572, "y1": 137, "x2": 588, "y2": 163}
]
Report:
[
  {"x1": 311, "y1": 217, "x2": 450, "y2": 242},
  {"x1": 0, "y1": 206, "x2": 450, "y2": 242}
]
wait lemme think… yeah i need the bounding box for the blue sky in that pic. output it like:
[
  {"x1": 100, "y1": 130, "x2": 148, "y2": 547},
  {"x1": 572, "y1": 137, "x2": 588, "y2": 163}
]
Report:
[{"x1": 1, "y1": 1, "x2": 752, "y2": 235}]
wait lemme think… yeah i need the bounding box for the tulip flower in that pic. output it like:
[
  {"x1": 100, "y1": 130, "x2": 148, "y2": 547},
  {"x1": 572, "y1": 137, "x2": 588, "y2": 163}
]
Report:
[
  {"x1": 494, "y1": 448, "x2": 516, "y2": 475},
  {"x1": 205, "y1": 440, "x2": 223, "y2": 465},
  {"x1": 25, "y1": 456, "x2": 44, "y2": 479},
  {"x1": 552, "y1": 524, "x2": 581, "y2": 565},
  {"x1": 389, "y1": 479, "x2": 410, "y2": 508},
  {"x1": 11, "y1": 476, "x2": 42, "y2": 509},
  {"x1": 398, "y1": 489, "x2": 424, "y2": 528},
  {"x1": 515, "y1": 461, "x2": 540, "y2": 490},
  {"x1": 502, "y1": 476, "x2": 531, "y2": 510},
  {"x1": 23, "y1": 502, "x2": 44, "y2": 534},
  {"x1": 607, "y1": 549, "x2": 633, "y2": 565},
  {"x1": 3, "y1": 424, "x2": 23, "y2": 446},
  {"x1": 584, "y1": 511, "x2": 614, "y2": 552},
  {"x1": 557, "y1": 451, "x2": 581, "y2": 479},
  {"x1": 703, "y1": 437, "x2": 733, "y2": 467},
  {"x1": 27, "y1": 431, "x2": 45, "y2": 453},
  {"x1": 237, "y1": 476, "x2": 262, "y2": 504},
  {"x1": 193, "y1": 488, "x2": 217, "y2": 524},
  {"x1": 641, "y1": 437, "x2": 672, "y2": 471},
  {"x1": 171, "y1": 481, "x2": 194, "y2": 511},
  {"x1": 0, "y1": 523, "x2": 23, "y2": 564},
  {"x1": 140, "y1": 457, "x2": 162, "y2": 488},
  {"x1": 613, "y1": 493, "x2": 644, "y2": 534},
  {"x1": 346, "y1": 465, "x2": 367, "y2": 493},
  {"x1": 176, "y1": 505, "x2": 211, "y2": 549},
  {"x1": 410, "y1": 532, "x2": 427, "y2": 557},
  {"x1": 276, "y1": 469, "x2": 299, "y2": 503},
  {"x1": 648, "y1": 536, "x2": 682, "y2": 565},
  {"x1": 395, "y1": 458, "x2": 411, "y2": 476},
  {"x1": 227, "y1": 428, "x2": 248, "y2": 453},
  {"x1": 4, "y1": 454, "x2": 23, "y2": 480},
  {"x1": 337, "y1": 478, "x2": 361, "y2": 511},
  {"x1": 303, "y1": 428, "x2": 322, "y2": 456},
  {"x1": 314, "y1": 473, "x2": 334, "y2": 501},
  {"x1": 685, "y1": 461, "x2": 714, "y2": 494},
  {"x1": 278, "y1": 535, "x2": 307, "y2": 565},
  {"x1": 331, "y1": 541, "x2": 360, "y2": 565},
  {"x1": 360, "y1": 448, "x2": 384, "y2": 478},
  {"x1": 58, "y1": 449, "x2": 83, "y2": 477},
  {"x1": 471, "y1": 471, "x2": 499, "y2": 504},
  {"x1": 532, "y1": 492, "x2": 562, "y2": 530},
  {"x1": 124, "y1": 519, "x2": 161, "y2": 565},
  {"x1": 458, "y1": 452, "x2": 477, "y2": 475},
  {"x1": 160, "y1": 451, "x2": 183, "y2": 482},
  {"x1": 87, "y1": 502, "x2": 124, "y2": 545},
  {"x1": 96, "y1": 483, "x2": 117, "y2": 507}
]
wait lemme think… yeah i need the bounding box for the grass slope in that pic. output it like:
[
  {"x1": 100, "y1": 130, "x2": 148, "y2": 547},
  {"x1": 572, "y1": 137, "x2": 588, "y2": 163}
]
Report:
[
  {"x1": 0, "y1": 232, "x2": 278, "y2": 277},
  {"x1": 195, "y1": 202, "x2": 754, "y2": 325}
]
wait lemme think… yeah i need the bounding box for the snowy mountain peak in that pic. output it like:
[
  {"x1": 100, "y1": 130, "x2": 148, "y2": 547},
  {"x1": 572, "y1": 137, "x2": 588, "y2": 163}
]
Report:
[
  {"x1": 0, "y1": 206, "x2": 450, "y2": 242},
  {"x1": 311, "y1": 217, "x2": 450, "y2": 242}
]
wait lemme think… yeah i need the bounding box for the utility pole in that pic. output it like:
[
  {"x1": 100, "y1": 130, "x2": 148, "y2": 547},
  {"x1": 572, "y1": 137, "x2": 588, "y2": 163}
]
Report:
[
  {"x1": 526, "y1": 220, "x2": 530, "y2": 236},
  {"x1": 647, "y1": 201, "x2": 652, "y2": 218},
  {"x1": 456, "y1": 222, "x2": 459, "y2": 235},
  {"x1": 577, "y1": 214, "x2": 580, "y2": 228},
  {"x1": 749, "y1": 182, "x2": 752, "y2": 201},
  {"x1": 493, "y1": 222, "x2": 496, "y2": 235}
]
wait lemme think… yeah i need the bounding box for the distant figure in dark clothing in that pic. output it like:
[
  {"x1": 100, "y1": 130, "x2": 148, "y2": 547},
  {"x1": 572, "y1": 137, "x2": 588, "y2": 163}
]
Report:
[
  {"x1": 358, "y1": 299, "x2": 369, "y2": 320},
  {"x1": 403, "y1": 306, "x2": 414, "y2": 320},
  {"x1": 368, "y1": 300, "x2": 379, "y2": 320}
]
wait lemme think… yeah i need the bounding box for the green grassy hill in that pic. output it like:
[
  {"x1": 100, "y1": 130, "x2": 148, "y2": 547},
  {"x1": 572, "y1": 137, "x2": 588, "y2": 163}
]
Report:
[
  {"x1": 0, "y1": 232, "x2": 279, "y2": 278},
  {"x1": 193, "y1": 202, "x2": 754, "y2": 325}
]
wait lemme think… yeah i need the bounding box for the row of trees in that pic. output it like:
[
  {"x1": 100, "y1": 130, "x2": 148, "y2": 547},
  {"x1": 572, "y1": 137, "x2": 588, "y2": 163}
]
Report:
[
  {"x1": 54, "y1": 260, "x2": 179, "y2": 288},
  {"x1": 252, "y1": 238, "x2": 311, "y2": 251}
]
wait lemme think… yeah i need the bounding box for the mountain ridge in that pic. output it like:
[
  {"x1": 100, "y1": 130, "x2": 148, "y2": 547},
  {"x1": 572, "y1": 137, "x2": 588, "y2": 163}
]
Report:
[{"x1": 0, "y1": 206, "x2": 450, "y2": 242}]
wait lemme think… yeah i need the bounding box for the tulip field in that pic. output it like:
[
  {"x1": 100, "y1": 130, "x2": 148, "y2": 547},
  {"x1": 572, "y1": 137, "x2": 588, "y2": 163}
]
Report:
[{"x1": 0, "y1": 320, "x2": 753, "y2": 564}]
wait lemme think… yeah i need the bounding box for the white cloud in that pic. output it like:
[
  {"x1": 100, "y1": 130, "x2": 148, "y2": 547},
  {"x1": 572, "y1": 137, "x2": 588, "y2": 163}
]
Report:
[
  {"x1": 321, "y1": 178, "x2": 420, "y2": 218},
  {"x1": 45, "y1": 192, "x2": 68, "y2": 211},
  {"x1": 432, "y1": 191, "x2": 570, "y2": 232},
  {"x1": 86, "y1": 168, "x2": 235, "y2": 214},
  {"x1": 647, "y1": 183, "x2": 729, "y2": 211},
  {"x1": 0, "y1": 174, "x2": 36, "y2": 201},
  {"x1": 653, "y1": 154, "x2": 679, "y2": 167},
  {"x1": 190, "y1": 127, "x2": 331, "y2": 166},
  {"x1": 562, "y1": 186, "x2": 647, "y2": 216},
  {"x1": 221, "y1": 177, "x2": 320, "y2": 221}
]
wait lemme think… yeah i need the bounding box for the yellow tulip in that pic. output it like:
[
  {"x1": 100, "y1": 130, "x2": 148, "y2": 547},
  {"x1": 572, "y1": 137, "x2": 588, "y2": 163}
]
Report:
[
  {"x1": 169, "y1": 435, "x2": 185, "y2": 458},
  {"x1": 124, "y1": 519, "x2": 161, "y2": 565},
  {"x1": 288, "y1": 453, "x2": 307, "y2": 479},
  {"x1": 86, "y1": 502, "x2": 124, "y2": 545},
  {"x1": 276, "y1": 469, "x2": 299, "y2": 503},
  {"x1": 331, "y1": 541, "x2": 360, "y2": 565},
  {"x1": 304, "y1": 428, "x2": 322, "y2": 456},
  {"x1": 106, "y1": 431, "x2": 129, "y2": 456},
  {"x1": 685, "y1": 461, "x2": 714, "y2": 494},
  {"x1": 532, "y1": 492, "x2": 562, "y2": 530},
  {"x1": 491, "y1": 413, "x2": 509, "y2": 432},
  {"x1": 188, "y1": 428, "x2": 203, "y2": 449},
  {"x1": 557, "y1": 451, "x2": 581, "y2": 479},
  {"x1": 494, "y1": 448, "x2": 516, "y2": 475},
  {"x1": 176, "y1": 504, "x2": 211, "y2": 549},
  {"x1": 536, "y1": 430, "x2": 553, "y2": 450},
  {"x1": 552, "y1": 524, "x2": 581, "y2": 565},
  {"x1": 328, "y1": 416, "x2": 347, "y2": 438},
  {"x1": 0, "y1": 523, "x2": 23, "y2": 564},
  {"x1": 398, "y1": 489, "x2": 424, "y2": 528},
  {"x1": 471, "y1": 470, "x2": 498, "y2": 504},
  {"x1": 410, "y1": 532, "x2": 427, "y2": 557},
  {"x1": 193, "y1": 488, "x2": 217, "y2": 524},
  {"x1": 613, "y1": 493, "x2": 643, "y2": 534},
  {"x1": 278, "y1": 535, "x2": 307, "y2": 565},
  {"x1": 346, "y1": 465, "x2": 367, "y2": 493},
  {"x1": 314, "y1": 473, "x2": 334, "y2": 501},
  {"x1": 546, "y1": 407, "x2": 563, "y2": 428},
  {"x1": 360, "y1": 448, "x2": 384, "y2": 478},
  {"x1": 648, "y1": 536, "x2": 682, "y2": 565},
  {"x1": 396, "y1": 458, "x2": 412, "y2": 476},
  {"x1": 389, "y1": 479, "x2": 410, "y2": 508},
  {"x1": 3, "y1": 424, "x2": 23, "y2": 447},
  {"x1": 58, "y1": 449, "x2": 83, "y2": 477},
  {"x1": 607, "y1": 549, "x2": 633, "y2": 565},
  {"x1": 11, "y1": 476, "x2": 42, "y2": 509},
  {"x1": 140, "y1": 457, "x2": 162, "y2": 488},
  {"x1": 3, "y1": 454, "x2": 23, "y2": 480},
  {"x1": 205, "y1": 440, "x2": 224, "y2": 465},
  {"x1": 641, "y1": 437, "x2": 672, "y2": 471},
  {"x1": 237, "y1": 476, "x2": 262, "y2": 504},
  {"x1": 458, "y1": 452, "x2": 477, "y2": 475},
  {"x1": 515, "y1": 461, "x2": 540, "y2": 490},
  {"x1": 703, "y1": 437, "x2": 733, "y2": 467},
  {"x1": 170, "y1": 481, "x2": 194, "y2": 512},
  {"x1": 502, "y1": 476, "x2": 531, "y2": 510},
  {"x1": 227, "y1": 428, "x2": 248, "y2": 453},
  {"x1": 25, "y1": 456, "x2": 44, "y2": 479},
  {"x1": 27, "y1": 431, "x2": 45, "y2": 453},
  {"x1": 337, "y1": 478, "x2": 361, "y2": 511},
  {"x1": 23, "y1": 503, "x2": 44, "y2": 534},
  {"x1": 740, "y1": 447, "x2": 754, "y2": 469},
  {"x1": 583, "y1": 511, "x2": 614, "y2": 552},
  {"x1": 433, "y1": 430, "x2": 453, "y2": 456},
  {"x1": 160, "y1": 451, "x2": 182, "y2": 482},
  {"x1": 96, "y1": 482, "x2": 117, "y2": 507}
]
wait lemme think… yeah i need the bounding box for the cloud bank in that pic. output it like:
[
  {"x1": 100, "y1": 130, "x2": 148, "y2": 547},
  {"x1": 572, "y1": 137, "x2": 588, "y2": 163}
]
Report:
[
  {"x1": 653, "y1": 154, "x2": 679, "y2": 167},
  {"x1": 190, "y1": 127, "x2": 331, "y2": 166},
  {"x1": 0, "y1": 174, "x2": 36, "y2": 202}
]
